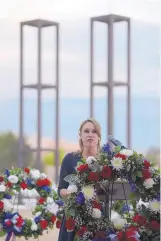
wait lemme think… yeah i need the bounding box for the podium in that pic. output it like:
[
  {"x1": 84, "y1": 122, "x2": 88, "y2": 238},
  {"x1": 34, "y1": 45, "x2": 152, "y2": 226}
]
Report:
[{"x1": 96, "y1": 179, "x2": 138, "y2": 219}]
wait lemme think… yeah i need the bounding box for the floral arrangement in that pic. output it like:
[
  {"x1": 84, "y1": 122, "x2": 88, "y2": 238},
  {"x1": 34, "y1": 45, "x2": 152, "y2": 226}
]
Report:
[
  {"x1": 0, "y1": 167, "x2": 63, "y2": 240},
  {"x1": 63, "y1": 144, "x2": 160, "y2": 241}
]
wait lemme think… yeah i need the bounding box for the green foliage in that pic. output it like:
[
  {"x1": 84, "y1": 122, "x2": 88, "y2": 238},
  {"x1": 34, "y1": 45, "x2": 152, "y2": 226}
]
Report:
[
  {"x1": 0, "y1": 132, "x2": 35, "y2": 172},
  {"x1": 42, "y1": 148, "x2": 65, "y2": 166}
]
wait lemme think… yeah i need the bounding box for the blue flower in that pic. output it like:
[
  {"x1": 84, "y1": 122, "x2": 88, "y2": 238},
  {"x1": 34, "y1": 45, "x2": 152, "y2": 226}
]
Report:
[
  {"x1": 26, "y1": 179, "x2": 32, "y2": 186},
  {"x1": 34, "y1": 216, "x2": 41, "y2": 223},
  {"x1": 4, "y1": 169, "x2": 10, "y2": 177},
  {"x1": 56, "y1": 200, "x2": 64, "y2": 206},
  {"x1": 42, "y1": 186, "x2": 51, "y2": 193},
  {"x1": 128, "y1": 180, "x2": 137, "y2": 192},
  {"x1": 76, "y1": 192, "x2": 85, "y2": 205},
  {"x1": 122, "y1": 203, "x2": 131, "y2": 212},
  {"x1": 4, "y1": 194, "x2": 12, "y2": 199},
  {"x1": 102, "y1": 143, "x2": 111, "y2": 154}
]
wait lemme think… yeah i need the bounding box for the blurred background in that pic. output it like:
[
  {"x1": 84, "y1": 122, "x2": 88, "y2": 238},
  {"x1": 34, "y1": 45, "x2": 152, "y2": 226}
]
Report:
[{"x1": 0, "y1": 0, "x2": 160, "y2": 184}]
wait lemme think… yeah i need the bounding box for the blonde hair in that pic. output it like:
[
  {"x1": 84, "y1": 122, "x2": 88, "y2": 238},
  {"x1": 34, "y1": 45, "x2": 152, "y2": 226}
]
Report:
[{"x1": 78, "y1": 118, "x2": 101, "y2": 154}]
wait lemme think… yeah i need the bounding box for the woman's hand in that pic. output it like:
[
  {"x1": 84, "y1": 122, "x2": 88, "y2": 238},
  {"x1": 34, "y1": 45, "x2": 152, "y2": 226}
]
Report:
[{"x1": 60, "y1": 189, "x2": 71, "y2": 198}]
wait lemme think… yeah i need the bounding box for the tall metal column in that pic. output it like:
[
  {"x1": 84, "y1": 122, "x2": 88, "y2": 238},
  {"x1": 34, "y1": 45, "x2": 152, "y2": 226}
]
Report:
[
  {"x1": 19, "y1": 19, "x2": 60, "y2": 183},
  {"x1": 90, "y1": 14, "x2": 131, "y2": 148}
]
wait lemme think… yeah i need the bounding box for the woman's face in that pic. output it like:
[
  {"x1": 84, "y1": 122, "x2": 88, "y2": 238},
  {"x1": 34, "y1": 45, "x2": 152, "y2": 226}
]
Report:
[{"x1": 80, "y1": 121, "x2": 99, "y2": 149}]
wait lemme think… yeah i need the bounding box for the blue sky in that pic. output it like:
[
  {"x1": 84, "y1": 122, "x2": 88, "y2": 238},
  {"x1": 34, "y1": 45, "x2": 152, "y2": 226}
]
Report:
[{"x1": 0, "y1": 0, "x2": 160, "y2": 99}]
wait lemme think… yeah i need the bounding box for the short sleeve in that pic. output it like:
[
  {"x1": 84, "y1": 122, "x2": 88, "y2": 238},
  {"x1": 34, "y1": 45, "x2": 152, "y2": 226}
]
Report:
[{"x1": 57, "y1": 153, "x2": 73, "y2": 197}]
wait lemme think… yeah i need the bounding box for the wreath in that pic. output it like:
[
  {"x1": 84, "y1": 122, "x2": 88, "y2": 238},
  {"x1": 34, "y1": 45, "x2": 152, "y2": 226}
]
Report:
[
  {"x1": 63, "y1": 144, "x2": 160, "y2": 241},
  {"x1": 0, "y1": 167, "x2": 63, "y2": 240}
]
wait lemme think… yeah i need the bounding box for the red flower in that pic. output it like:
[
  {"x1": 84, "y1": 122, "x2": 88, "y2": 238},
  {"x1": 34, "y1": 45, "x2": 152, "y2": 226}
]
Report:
[
  {"x1": 77, "y1": 226, "x2": 87, "y2": 237},
  {"x1": 38, "y1": 197, "x2": 46, "y2": 204},
  {"x1": 77, "y1": 164, "x2": 89, "y2": 173},
  {"x1": 5, "y1": 220, "x2": 12, "y2": 226},
  {"x1": 0, "y1": 201, "x2": 4, "y2": 210},
  {"x1": 36, "y1": 178, "x2": 51, "y2": 187},
  {"x1": 88, "y1": 172, "x2": 99, "y2": 181},
  {"x1": 115, "y1": 153, "x2": 127, "y2": 160},
  {"x1": 92, "y1": 200, "x2": 102, "y2": 210},
  {"x1": 65, "y1": 217, "x2": 75, "y2": 231},
  {"x1": 100, "y1": 166, "x2": 112, "y2": 179},
  {"x1": 0, "y1": 176, "x2": 4, "y2": 182},
  {"x1": 142, "y1": 169, "x2": 151, "y2": 179},
  {"x1": 148, "y1": 220, "x2": 160, "y2": 232},
  {"x1": 143, "y1": 160, "x2": 150, "y2": 168},
  {"x1": 133, "y1": 214, "x2": 147, "y2": 226},
  {"x1": 24, "y1": 168, "x2": 30, "y2": 174},
  {"x1": 16, "y1": 216, "x2": 24, "y2": 227},
  {"x1": 20, "y1": 182, "x2": 28, "y2": 190},
  {"x1": 126, "y1": 238, "x2": 138, "y2": 241},
  {"x1": 56, "y1": 220, "x2": 62, "y2": 229},
  {"x1": 117, "y1": 231, "x2": 124, "y2": 240},
  {"x1": 40, "y1": 220, "x2": 48, "y2": 229},
  {"x1": 51, "y1": 216, "x2": 56, "y2": 223},
  {"x1": 6, "y1": 181, "x2": 12, "y2": 188}
]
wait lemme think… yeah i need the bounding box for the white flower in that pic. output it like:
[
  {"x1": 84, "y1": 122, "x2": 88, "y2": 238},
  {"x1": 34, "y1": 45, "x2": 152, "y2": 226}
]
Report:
[
  {"x1": 92, "y1": 208, "x2": 102, "y2": 219},
  {"x1": 8, "y1": 175, "x2": 18, "y2": 184},
  {"x1": 82, "y1": 186, "x2": 94, "y2": 200},
  {"x1": 86, "y1": 156, "x2": 97, "y2": 165},
  {"x1": 47, "y1": 203, "x2": 59, "y2": 215},
  {"x1": 143, "y1": 178, "x2": 155, "y2": 189},
  {"x1": 67, "y1": 185, "x2": 78, "y2": 193},
  {"x1": 40, "y1": 173, "x2": 47, "y2": 179},
  {"x1": 114, "y1": 218, "x2": 127, "y2": 230},
  {"x1": 0, "y1": 184, "x2": 6, "y2": 192},
  {"x1": 111, "y1": 210, "x2": 121, "y2": 222},
  {"x1": 31, "y1": 219, "x2": 38, "y2": 231},
  {"x1": 111, "y1": 157, "x2": 123, "y2": 170},
  {"x1": 30, "y1": 170, "x2": 41, "y2": 180},
  {"x1": 34, "y1": 211, "x2": 42, "y2": 217},
  {"x1": 149, "y1": 199, "x2": 160, "y2": 213},
  {"x1": 3, "y1": 199, "x2": 13, "y2": 212},
  {"x1": 46, "y1": 197, "x2": 54, "y2": 204},
  {"x1": 120, "y1": 149, "x2": 133, "y2": 157}
]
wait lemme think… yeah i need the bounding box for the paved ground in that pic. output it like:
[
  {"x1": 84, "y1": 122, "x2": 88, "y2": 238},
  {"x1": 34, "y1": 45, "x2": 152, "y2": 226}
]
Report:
[{"x1": 2, "y1": 209, "x2": 59, "y2": 241}]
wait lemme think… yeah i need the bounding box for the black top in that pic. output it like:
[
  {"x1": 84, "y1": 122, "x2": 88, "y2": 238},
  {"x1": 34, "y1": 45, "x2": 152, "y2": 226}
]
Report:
[{"x1": 57, "y1": 152, "x2": 82, "y2": 241}]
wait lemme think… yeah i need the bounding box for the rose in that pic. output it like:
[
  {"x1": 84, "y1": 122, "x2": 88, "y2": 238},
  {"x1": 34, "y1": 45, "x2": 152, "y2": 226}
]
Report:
[
  {"x1": 143, "y1": 160, "x2": 150, "y2": 168},
  {"x1": 77, "y1": 164, "x2": 89, "y2": 173},
  {"x1": 51, "y1": 216, "x2": 56, "y2": 223},
  {"x1": 77, "y1": 226, "x2": 87, "y2": 237},
  {"x1": 40, "y1": 220, "x2": 48, "y2": 229},
  {"x1": 8, "y1": 175, "x2": 18, "y2": 184},
  {"x1": 24, "y1": 168, "x2": 30, "y2": 174},
  {"x1": 100, "y1": 166, "x2": 112, "y2": 178},
  {"x1": 0, "y1": 201, "x2": 4, "y2": 209},
  {"x1": 114, "y1": 153, "x2": 127, "y2": 160},
  {"x1": 36, "y1": 178, "x2": 50, "y2": 187},
  {"x1": 142, "y1": 169, "x2": 151, "y2": 179},
  {"x1": 65, "y1": 217, "x2": 75, "y2": 231},
  {"x1": 88, "y1": 172, "x2": 99, "y2": 181},
  {"x1": 38, "y1": 198, "x2": 46, "y2": 204},
  {"x1": 147, "y1": 220, "x2": 160, "y2": 231},
  {"x1": 92, "y1": 200, "x2": 102, "y2": 210},
  {"x1": 20, "y1": 182, "x2": 28, "y2": 190},
  {"x1": 56, "y1": 220, "x2": 61, "y2": 229},
  {"x1": 133, "y1": 214, "x2": 147, "y2": 226},
  {"x1": 0, "y1": 177, "x2": 4, "y2": 182}
]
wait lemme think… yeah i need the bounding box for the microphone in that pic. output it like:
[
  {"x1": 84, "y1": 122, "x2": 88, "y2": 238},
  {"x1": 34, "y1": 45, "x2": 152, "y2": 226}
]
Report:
[{"x1": 108, "y1": 135, "x2": 126, "y2": 150}]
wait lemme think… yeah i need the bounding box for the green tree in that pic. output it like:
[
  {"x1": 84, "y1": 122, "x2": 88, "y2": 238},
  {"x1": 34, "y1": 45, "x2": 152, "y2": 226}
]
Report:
[
  {"x1": 43, "y1": 149, "x2": 65, "y2": 166},
  {"x1": 0, "y1": 132, "x2": 35, "y2": 172}
]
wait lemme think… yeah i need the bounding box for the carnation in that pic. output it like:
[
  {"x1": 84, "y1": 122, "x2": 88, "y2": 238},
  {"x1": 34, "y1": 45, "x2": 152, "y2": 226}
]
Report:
[
  {"x1": 120, "y1": 149, "x2": 133, "y2": 157},
  {"x1": 143, "y1": 178, "x2": 155, "y2": 189},
  {"x1": 67, "y1": 184, "x2": 78, "y2": 193},
  {"x1": 0, "y1": 184, "x2": 6, "y2": 192},
  {"x1": 8, "y1": 175, "x2": 18, "y2": 184},
  {"x1": 86, "y1": 156, "x2": 97, "y2": 165},
  {"x1": 92, "y1": 208, "x2": 102, "y2": 219},
  {"x1": 30, "y1": 170, "x2": 41, "y2": 180}
]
